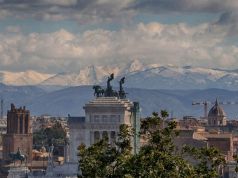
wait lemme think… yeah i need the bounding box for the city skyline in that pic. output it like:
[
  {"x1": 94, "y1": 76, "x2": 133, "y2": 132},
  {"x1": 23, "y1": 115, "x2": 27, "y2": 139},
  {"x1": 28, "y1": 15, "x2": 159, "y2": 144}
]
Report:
[{"x1": 0, "y1": 0, "x2": 237, "y2": 73}]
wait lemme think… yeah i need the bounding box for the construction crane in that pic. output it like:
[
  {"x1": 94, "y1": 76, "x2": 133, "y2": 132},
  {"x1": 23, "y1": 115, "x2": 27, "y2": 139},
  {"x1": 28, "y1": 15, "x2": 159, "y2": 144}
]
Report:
[
  {"x1": 192, "y1": 99, "x2": 238, "y2": 119},
  {"x1": 192, "y1": 101, "x2": 211, "y2": 118}
]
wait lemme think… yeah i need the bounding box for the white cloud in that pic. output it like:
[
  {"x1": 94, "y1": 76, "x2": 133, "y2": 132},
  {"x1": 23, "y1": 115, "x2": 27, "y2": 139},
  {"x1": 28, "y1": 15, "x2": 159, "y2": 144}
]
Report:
[{"x1": 0, "y1": 22, "x2": 237, "y2": 73}]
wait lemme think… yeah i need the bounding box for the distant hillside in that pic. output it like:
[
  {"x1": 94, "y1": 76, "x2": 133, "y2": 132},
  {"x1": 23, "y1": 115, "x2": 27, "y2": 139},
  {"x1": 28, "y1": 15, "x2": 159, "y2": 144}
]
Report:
[
  {"x1": 1, "y1": 84, "x2": 238, "y2": 118},
  {"x1": 0, "y1": 83, "x2": 46, "y2": 114},
  {"x1": 20, "y1": 86, "x2": 238, "y2": 118}
]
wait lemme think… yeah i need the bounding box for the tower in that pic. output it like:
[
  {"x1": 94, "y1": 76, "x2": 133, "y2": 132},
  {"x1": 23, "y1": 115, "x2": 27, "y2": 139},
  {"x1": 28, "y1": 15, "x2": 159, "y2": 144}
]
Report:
[{"x1": 2, "y1": 104, "x2": 32, "y2": 162}]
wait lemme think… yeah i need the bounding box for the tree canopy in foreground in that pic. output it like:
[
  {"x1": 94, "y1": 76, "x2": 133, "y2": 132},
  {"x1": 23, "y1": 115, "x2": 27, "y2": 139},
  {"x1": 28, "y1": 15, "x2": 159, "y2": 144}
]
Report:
[{"x1": 78, "y1": 111, "x2": 225, "y2": 178}]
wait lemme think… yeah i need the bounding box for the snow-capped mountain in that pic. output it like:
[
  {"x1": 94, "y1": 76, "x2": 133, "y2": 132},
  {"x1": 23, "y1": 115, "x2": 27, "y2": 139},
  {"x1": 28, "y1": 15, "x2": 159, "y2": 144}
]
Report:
[
  {"x1": 40, "y1": 59, "x2": 146, "y2": 86},
  {"x1": 39, "y1": 61, "x2": 238, "y2": 90},
  {"x1": 0, "y1": 70, "x2": 53, "y2": 86},
  {"x1": 124, "y1": 65, "x2": 238, "y2": 90},
  {"x1": 2, "y1": 60, "x2": 238, "y2": 90}
]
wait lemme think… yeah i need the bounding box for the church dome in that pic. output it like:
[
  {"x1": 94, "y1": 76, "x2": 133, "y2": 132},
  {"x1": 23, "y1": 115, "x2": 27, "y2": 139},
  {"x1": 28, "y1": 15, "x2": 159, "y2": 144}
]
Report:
[{"x1": 208, "y1": 99, "x2": 226, "y2": 117}]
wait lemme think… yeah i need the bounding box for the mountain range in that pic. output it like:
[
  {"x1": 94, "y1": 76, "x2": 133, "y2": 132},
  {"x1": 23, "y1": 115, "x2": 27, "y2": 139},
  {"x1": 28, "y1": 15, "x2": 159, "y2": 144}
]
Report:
[
  {"x1": 2, "y1": 60, "x2": 238, "y2": 90},
  {"x1": 1, "y1": 61, "x2": 238, "y2": 118},
  {"x1": 1, "y1": 84, "x2": 238, "y2": 118}
]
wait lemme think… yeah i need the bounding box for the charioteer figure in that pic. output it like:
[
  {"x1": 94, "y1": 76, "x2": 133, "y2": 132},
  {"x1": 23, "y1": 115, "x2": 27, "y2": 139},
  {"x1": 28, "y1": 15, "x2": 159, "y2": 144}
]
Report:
[
  {"x1": 119, "y1": 77, "x2": 126, "y2": 99},
  {"x1": 105, "y1": 73, "x2": 115, "y2": 97}
]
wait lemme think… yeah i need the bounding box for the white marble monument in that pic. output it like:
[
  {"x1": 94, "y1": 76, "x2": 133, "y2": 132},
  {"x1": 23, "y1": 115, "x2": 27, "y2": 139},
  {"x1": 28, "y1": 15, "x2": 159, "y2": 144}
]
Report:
[{"x1": 68, "y1": 75, "x2": 140, "y2": 163}]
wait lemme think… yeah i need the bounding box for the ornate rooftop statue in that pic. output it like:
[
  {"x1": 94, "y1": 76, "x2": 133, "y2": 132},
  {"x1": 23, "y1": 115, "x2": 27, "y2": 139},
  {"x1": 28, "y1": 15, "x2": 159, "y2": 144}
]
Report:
[
  {"x1": 105, "y1": 73, "x2": 117, "y2": 97},
  {"x1": 107, "y1": 73, "x2": 114, "y2": 90},
  {"x1": 93, "y1": 73, "x2": 124, "y2": 98},
  {"x1": 119, "y1": 77, "x2": 126, "y2": 99},
  {"x1": 93, "y1": 85, "x2": 104, "y2": 97}
]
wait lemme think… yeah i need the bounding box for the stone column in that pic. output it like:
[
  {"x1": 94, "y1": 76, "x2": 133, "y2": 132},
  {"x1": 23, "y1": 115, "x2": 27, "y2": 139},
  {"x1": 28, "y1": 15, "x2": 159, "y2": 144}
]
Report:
[
  {"x1": 108, "y1": 131, "x2": 111, "y2": 144},
  {"x1": 90, "y1": 131, "x2": 94, "y2": 145},
  {"x1": 7, "y1": 116, "x2": 10, "y2": 133},
  {"x1": 26, "y1": 115, "x2": 29, "y2": 133},
  {"x1": 22, "y1": 115, "x2": 25, "y2": 134},
  {"x1": 17, "y1": 115, "x2": 20, "y2": 134},
  {"x1": 99, "y1": 131, "x2": 102, "y2": 140},
  {"x1": 116, "y1": 132, "x2": 119, "y2": 142}
]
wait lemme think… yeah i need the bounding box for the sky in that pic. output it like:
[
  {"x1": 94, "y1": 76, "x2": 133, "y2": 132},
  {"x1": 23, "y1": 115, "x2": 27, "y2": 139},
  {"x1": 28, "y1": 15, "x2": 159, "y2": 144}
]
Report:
[{"x1": 0, "y1": 0, "x2": 238, "y2": 73}]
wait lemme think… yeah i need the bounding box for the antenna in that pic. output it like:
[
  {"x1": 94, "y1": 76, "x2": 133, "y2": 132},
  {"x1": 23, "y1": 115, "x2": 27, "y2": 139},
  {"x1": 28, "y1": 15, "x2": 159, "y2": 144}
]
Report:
[
  {"x1": 1, "y1": 98, "x2": 3, "y2": 120},
  {"x1": 171, "y1": 110, "x2": 174, "y2": 119}
]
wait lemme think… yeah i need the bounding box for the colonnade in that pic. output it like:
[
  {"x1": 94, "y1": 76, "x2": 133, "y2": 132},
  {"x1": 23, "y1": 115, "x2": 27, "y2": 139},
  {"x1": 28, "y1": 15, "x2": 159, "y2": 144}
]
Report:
[{"x1": 91, "y1": 130, "x2": 117, "y2": 144}]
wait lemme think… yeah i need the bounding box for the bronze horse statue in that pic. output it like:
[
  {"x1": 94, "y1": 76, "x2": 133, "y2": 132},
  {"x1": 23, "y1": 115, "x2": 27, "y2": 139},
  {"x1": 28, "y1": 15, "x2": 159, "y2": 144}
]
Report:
[
  {"x1": 93, "y1": 85, "x2": 104, "y2": 97},
  {"x1": 9, "y1": 148, "x2": 27, "y2": 165}
]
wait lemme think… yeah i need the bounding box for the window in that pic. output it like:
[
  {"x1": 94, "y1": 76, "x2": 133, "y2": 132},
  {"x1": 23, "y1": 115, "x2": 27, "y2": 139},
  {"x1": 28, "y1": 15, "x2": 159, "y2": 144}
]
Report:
[
  {"x1": 20, "y1": 116, "x2": 23, "y2": 134},
  {"x1": 94, "y1": 115, "x2": 100, "y2": 122},
  {"x1": 118, "y1": 115, "x2": 121, "y2": 122},
  {"x1": 94, "y1": 131, "x2": 100, "y2": 143},
  {"x1": 102, "y1": 131, "x2": 108, "y2": 139},
  {"x1": 111, "y1": 131, "x2": 116, "y2": 145},
  {"x1": 102, "y1": 115, "x2": 107, "y2": 122}
]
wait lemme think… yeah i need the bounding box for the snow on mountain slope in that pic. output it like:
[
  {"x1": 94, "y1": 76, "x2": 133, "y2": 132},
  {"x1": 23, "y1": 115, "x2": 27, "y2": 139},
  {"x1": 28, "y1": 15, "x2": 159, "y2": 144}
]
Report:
[
  {"x1": 40, "y1": 60, "x2": 146, "y2": 86},
  {"x1": 0, "y1": 70, "x2": 53, "y2": 86},
  {"x1": 41, "y1": 65, "x2": 118, "y2": 86},
  {"x1": 123, "y1": 65, "x2": 235, "y2": 89},
  {"x1": 2, "y1": 60, "x2": 238, "y2": 90}
]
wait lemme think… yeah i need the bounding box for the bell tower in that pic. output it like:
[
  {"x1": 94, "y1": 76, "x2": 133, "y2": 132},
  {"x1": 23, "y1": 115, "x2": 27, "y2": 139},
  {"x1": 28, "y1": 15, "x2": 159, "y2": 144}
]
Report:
[{"x1": 2, "y1": 104, "x2": 32, "y2": 162}]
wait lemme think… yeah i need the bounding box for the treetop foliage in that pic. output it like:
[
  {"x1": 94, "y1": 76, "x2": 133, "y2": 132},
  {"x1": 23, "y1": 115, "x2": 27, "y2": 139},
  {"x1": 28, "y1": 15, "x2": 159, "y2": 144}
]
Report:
[{"x1": 78, "y1": 111, "x2": 225, "y2": 178}]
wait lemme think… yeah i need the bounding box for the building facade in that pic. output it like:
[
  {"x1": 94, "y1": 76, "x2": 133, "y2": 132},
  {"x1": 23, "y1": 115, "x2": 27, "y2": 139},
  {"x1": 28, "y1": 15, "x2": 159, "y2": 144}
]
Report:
[
  {"x1": 68, "y1": 75, "x2": 140, "y2": 163},
  {"x1": 68, "y1": 97, "x2": 140, "y2": 162},
  {"x1": 2, "y1": 104, "x2": 32, "y2": 162}
]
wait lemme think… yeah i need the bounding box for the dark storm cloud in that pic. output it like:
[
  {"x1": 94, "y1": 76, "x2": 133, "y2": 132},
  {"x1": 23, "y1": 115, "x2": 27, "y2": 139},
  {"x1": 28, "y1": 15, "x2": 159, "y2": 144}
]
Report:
[
  {"x1": 1, "y1": 0, "x2": 238, "y2": 25},
  {"x1": 217, "y1": 12, "x2": 238, "y2": 25},
  {"x1": 130, "y1": 0, "x2": 237, "y2": 13},
  {"x1": 129, "y1": 0, "x2": 238, "y2": 36},
  {"x1": 0, "y1": 0, "x2": 135, "y2": 23}
]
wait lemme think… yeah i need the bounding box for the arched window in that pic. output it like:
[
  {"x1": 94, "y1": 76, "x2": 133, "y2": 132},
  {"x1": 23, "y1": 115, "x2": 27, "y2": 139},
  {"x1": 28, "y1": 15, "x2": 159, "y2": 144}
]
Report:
[
  {"x1": 20, "y1": 116, "x2": 23, "y2": 134},
  {"x1": 110, "y1": 131, "x2": 116, "y2": 144},
  {"x1": 102, "y1": 131, "x2": 108, "y2": 140},
  {"x1": 94, "y1": 131, "x2": 100, "y2": 143}
]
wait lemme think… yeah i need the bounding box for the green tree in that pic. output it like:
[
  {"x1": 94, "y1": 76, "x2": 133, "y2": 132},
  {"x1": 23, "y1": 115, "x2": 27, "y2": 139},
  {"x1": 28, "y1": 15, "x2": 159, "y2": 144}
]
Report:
[
  {"x1": 78, "y1": 111, "x2": 225, "y2": 178},
  {"x1": 33, "y1": 121, "x2": 66, "y2": 146},
  {"x1": 78, "y1": 124, "x2": 133, "y2": 178},
  {"x1": 183, "y1": 146, "x2": 225, "y2": 178},
  {"x1": 125, "y1": 111, "x2": 194, "y2": 178}
]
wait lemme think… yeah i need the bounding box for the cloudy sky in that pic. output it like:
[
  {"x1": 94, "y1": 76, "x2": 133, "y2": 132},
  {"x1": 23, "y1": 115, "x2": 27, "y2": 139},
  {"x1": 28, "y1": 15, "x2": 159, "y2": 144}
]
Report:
[{"x1": 0, "y1": 0, "x2": 238, "y2": 73}]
